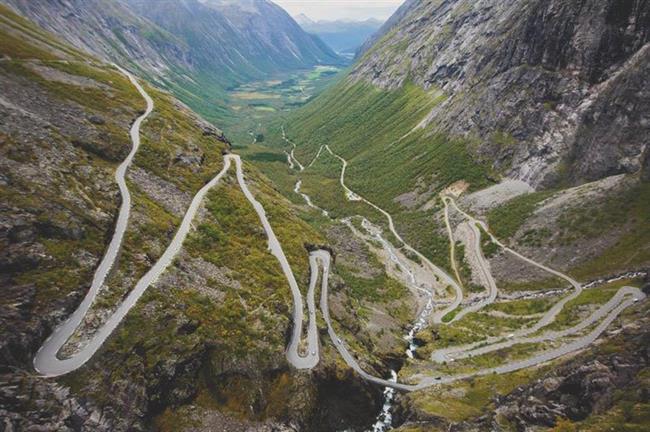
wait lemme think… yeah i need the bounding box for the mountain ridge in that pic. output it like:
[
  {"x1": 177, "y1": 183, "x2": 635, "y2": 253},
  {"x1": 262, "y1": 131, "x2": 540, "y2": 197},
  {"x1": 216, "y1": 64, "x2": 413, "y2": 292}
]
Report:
[
  {"x1": 297, "y1": 15, "x2": 384, "y2": 54},
  {"x1": 350, "y1": 0, "x2": 650, "y2": 188}
]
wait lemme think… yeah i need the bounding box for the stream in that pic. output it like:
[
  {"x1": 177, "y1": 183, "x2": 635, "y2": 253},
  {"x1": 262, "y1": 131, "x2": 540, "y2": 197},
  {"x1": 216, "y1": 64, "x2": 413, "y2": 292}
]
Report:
[
  {"x1": 369, "y1": 297, "x2": 434, "y2": 432},
  {"x1": 293, "y1": 190, "x2": 433, "y2": 431},
  {"x1": 370, "y1": 370, "x2": 398, "y2": 431},
  {"x1": 364, "y1": 222, "x2": 434, "y2": 432},
  {"x1": 582, "y1": 271, "x2": 647, "y2": 289}
]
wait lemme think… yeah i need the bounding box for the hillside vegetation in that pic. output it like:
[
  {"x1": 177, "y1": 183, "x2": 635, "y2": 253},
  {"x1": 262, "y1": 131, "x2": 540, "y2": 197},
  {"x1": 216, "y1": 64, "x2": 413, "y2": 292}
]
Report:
[
  {"x1": 267, "y1": 80, "x2": 493, "y2": 271},
  {"x1": 0, "y1": 6, "x2": 412, "y2": 430},
  {"x1": 2, "y1": 1, "x2": 650, "y2": 431},
  {"x1": 3, "y1": 0, "x2": 343, "y2": 127}
]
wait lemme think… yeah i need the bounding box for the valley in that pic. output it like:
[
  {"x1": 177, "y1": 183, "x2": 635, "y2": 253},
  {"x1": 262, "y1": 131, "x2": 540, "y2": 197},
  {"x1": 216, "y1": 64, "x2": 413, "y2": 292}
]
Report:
[
  {"x1": 226, "y1": 65, "x2": 344, "y2": 147},
  {"x1": 1, "y1": 1, "x2": 649, "y2": 432},
  {"x1": 24, "y1": 64, "x2": 647, "y2": 425}
]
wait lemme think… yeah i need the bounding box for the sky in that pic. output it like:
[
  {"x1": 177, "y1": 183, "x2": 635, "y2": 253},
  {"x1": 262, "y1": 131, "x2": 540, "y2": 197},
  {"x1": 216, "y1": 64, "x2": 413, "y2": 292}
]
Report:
[{"x1": 272, "y1": 0, "x2": 404, "y2": 22}]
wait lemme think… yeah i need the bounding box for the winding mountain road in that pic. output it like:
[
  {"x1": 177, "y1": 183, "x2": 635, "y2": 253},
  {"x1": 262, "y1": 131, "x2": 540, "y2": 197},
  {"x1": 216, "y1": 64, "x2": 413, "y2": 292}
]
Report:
[
  {"x1": 438, "y1": 197, "x2": 465, "y2": 322},
  {"x1": 34, "y1": 69, "x2": 319, "y2": 377},
  {"x1": 315, "y1": 249, "x2": 418, "y2": 391},
  {"x1": 323, "y1": 146, "x2": 461, "y2": 303},
  {"x1": 447, "y1": 219, "x2": 498, "y2": 323},
  {"x1": 294, "y1": 180, "x2": 329, "y2": 217},
  {"x1": 433, "y1": 286, "x2": 643, "y2": 363},
  {"x1": 33, "y1": 67, "x2": 236, "y2": 376},
  {"x1": 429, "y1": 197, "x2": 589, "y2": 363},
  {"x1": 232, "y1": 154, "x2": 319, "y2": 369},
  {"x1": 35, "y1": 68, "x2": 646, "y2": 398},
  {"x1": 307, "y1": 145, "x2": 325, "y2": 168},
  {"x1": 281, "y1": 126, "x2": 304, "y2": 171},
  {"x1": 282, "y1": 133, "x2": 646, "y2": 391},
  {"x1": 310, "y1": 246, "x2": 645, "y2": 392},
  {"x1": 34, "y1": 66, "x2": 153, "y2": 376}
]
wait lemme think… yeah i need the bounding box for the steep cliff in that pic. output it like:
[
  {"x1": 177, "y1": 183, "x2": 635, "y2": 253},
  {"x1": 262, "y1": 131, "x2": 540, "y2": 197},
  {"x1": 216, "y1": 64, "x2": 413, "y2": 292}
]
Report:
[{"x1": 351, "y1": 0, "x2": 650, "y2": 187}]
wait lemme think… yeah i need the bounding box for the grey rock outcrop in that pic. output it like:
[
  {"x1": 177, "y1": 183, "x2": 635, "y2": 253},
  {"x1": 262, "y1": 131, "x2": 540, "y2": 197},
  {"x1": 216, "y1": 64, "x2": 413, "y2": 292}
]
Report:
[
  {"x1": 494, "y1": 331, "x2": 649, "y2": 429},
  {"x1": 1, "y1": 373, "x2": 111, "y2": 432}
]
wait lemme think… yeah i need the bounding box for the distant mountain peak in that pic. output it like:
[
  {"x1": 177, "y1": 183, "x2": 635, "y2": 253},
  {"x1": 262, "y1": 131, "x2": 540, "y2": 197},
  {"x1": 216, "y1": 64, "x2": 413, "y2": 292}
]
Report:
[{"x1": 296, "y1": 15, "x2": 384, "y2": 55}]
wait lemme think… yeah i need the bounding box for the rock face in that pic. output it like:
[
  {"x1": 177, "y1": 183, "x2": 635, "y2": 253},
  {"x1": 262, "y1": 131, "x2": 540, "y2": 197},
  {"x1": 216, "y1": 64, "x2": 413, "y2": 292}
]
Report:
[
  {"x1": 0, "y1": 373, "x2": 112, "y2": 432},
  {"x1": 351, "y1": 0, "x2": 650, "y2": 187},
  {"x1": 643, "y1": 148, "x2": 650, "y2": 181}
]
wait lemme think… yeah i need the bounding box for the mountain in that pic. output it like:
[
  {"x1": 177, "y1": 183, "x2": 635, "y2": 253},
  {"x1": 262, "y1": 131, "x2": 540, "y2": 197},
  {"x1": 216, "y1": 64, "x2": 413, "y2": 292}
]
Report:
[
  {"x1": 297, "y1": 17, "x2": 383, "y2": 55},
  {"x1": 287, "y1": 0, "x2": 650, "y2": 193},
  {"x1": 125, "y1": 0, "x2": 341, "y2": 76},
  {"x1": 281, "y1": 0, "x2": 650, "y2": 274},
  {"x1": 0, "y1": 0, "x2": 188, "y2": 73},
  {"x1": 274, "y1": 2, "x2": 650, "y2": 428},
  {"x1": 2, "y1": 0, "x2": 342, "y2": 124},
  {"x1": 2, "y1": 0, "x2": 650, "y2": 431},
  {"x1": 294, "y1": 13, "x2": 315, "y2": 27},
  {"x1": 351, "y1": 0, "x2": 650, "y2": 188},
  {"x1": 357, "y1": 0, "x2": 418, "y2": 56},
  {"x1": 0, "y1": 4, "x2": 382, "y2": 431},
  {"x1": 1, "y1": 0, "x2": 224, "y2": 116}
]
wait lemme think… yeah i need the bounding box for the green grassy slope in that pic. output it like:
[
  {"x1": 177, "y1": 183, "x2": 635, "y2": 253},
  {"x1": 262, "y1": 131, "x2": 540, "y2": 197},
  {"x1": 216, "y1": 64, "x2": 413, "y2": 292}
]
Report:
[
  {"x1": 255, "y1": 80, "x2": 494, "y2": 272},
  {"x1": 484, "y1": 179, "x2": 650, "y2": 280}
]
